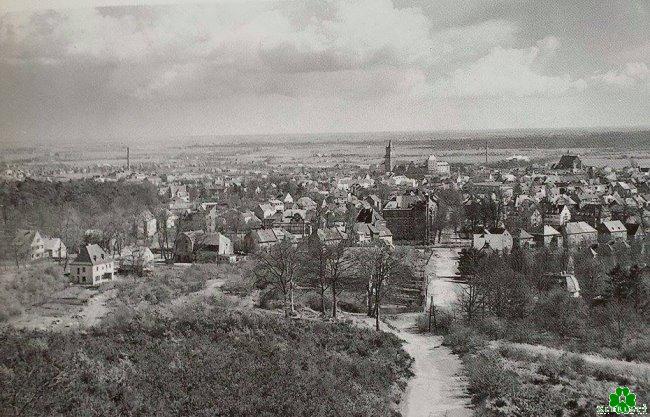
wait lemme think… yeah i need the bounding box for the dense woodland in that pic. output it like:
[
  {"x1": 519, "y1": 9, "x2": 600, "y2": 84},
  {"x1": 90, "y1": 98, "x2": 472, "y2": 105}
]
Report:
[{"x1": 0, "y1": 179, "x2": 162, "y2": 260}]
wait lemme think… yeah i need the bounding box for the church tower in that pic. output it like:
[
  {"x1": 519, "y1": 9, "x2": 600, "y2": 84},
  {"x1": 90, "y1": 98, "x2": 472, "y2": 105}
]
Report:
[{"x1": 384, "y1": 140, "x2": 392, "y2": 173}]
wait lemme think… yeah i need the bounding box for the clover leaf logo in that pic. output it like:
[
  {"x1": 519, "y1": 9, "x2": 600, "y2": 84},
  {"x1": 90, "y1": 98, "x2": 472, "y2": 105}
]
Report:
[{"x1": 609, "y1": 386, "x2": 636, "y2": 414}]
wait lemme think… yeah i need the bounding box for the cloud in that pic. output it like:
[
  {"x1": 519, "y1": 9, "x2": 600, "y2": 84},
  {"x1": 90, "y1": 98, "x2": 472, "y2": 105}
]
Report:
[
  {"x1": 592, "y1": 62, "x2": 649, "y2": 88},
  {"x1": 424, "y1": 40, "x2": 587, "y2": 98}
]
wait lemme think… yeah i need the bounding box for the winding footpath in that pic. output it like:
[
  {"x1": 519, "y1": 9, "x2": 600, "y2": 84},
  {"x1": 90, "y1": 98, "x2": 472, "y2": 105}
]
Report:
[{"x1": 391, "y1": 315, "x2": 472, "y2": 417}]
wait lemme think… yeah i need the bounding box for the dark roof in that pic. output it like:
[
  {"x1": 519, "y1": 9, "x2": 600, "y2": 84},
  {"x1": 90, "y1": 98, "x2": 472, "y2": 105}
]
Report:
[
  {"x1": 555, "y1": 155, "x2": 582, "y2": 169},
  {"x1": 73, "y1": 244, "x2": 111, "y2": 265}
]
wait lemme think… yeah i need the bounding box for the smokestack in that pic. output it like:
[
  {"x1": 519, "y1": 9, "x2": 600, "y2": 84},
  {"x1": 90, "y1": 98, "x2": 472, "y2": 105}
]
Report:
[
  {"x1": 127, "y1": 147, "x2": 130, "y2": 170},
  {"x1": 485, "y1": 142, "x2": 488, "y2": 165}
]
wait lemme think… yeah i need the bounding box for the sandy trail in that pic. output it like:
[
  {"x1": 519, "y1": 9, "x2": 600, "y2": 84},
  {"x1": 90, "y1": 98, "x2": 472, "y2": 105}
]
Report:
[
  {"x1": 426, "y1": 247, "x2": 462, "y2": 310},
  {"x1": 352, "y1": 313, "x2": 472, "y2": 417}
]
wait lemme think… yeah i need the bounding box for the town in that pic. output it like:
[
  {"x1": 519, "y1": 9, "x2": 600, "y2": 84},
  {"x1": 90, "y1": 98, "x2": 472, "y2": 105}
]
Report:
[
  {"x1": 1, "y1": 0, "x2": 648, "y2": 414},
  {"x1": 1, "y1": 133, "x2": 649, "y2": 416}
]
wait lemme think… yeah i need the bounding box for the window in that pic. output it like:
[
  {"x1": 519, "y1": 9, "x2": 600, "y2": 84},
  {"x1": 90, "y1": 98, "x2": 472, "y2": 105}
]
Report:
[
  {"x1": 77, "y1": 268, "x2": 80, "y2": 274},
  {"x1": 83, "y1": 267, "x2": 86, "y2": 272}
]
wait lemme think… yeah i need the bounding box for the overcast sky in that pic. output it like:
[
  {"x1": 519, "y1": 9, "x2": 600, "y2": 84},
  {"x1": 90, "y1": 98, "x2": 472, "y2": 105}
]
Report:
[{"x1": 0, "y1": 0, "x2": 648, "y2": 144}]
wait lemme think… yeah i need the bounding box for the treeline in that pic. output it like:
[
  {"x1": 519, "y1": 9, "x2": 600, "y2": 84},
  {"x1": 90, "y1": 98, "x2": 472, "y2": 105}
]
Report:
[
  {"x1": 451, "y1": 245, "x2": 649, "y2": 361},
  {"x1": 0, "y1": 179, "x2": 162, "y2": 257},
  {"x1": 253, "y1": 238, "x2": 417, "y2": 330},
  {"x1": 0, "y1": 306, "x2": 413, "y2": 417}
]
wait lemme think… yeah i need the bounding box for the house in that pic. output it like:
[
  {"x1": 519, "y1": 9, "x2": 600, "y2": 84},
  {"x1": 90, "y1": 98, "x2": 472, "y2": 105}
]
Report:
[
  {"x1": 13, "y1": 229, "x2": 44, "y2": 261},
  {"x1": 316, "y1": 227, "x2": 348, "y2": 246},
  {"x1": 597, "y1": 220, "x2": 627, "y2": 242},
  {"x1": 382, "y1": 193, "x2": 437, "y2": 243},
  {"x1": 244, "y1": 228, "x2": 293, "y2": 252},
  {"x1": 296, "y1": 196, "x2": 317, "y2": 210},
  {"x1": 199, "y1": 232, "x2": 234, "y2": 256},
  {"x1": 174, "y1": 230, "x2": 205, "y2": 262},
  {"x1": 284, "y1": 193, "x2": 294, "y2": 209},
  {"x1": 135, "y1": 209, "x2": 157, "y2": 238},
  {"x1": 473, "y1": 228, "x2": 513, "y2": 252},
  {"x1": 353, "y1": 223, "x2": 393, "y2": 245},
  {"x1": 255, "y1": 203, "x2": 277, "y2": 220},
  {"x1": 174, "y1": 230, "x2": 234, "y2": 262},
  {"x1": 531, "y1": 225, "x2": 563, "y2": 249},
  {"x1": 119, "y1": 246, "x2": 155, "y2": 273},
  {"x1": 563, "y1": 221, "x2": 598, "y2": 248},
  {"x1": 543, "y1": 204, "x2": 571, "y2": 227},
  {"x1": 512, "y1": 229, "x2": 534, "y2": 248},
  {"x1": 43, "y1": 237, "x2": 67, "y2": 259},
  {"x1": 70, "y1": 244, "x2": 114, "y2": 285},
  {"x1": 554, "y1": 155, "x2": 583, "y2": 170},
  {"x1": 626, "y1": 223, "x2": 645, "y2": 240},
  {"x1": 365, "y1": 195, "x2": 382, "y2": 210}
]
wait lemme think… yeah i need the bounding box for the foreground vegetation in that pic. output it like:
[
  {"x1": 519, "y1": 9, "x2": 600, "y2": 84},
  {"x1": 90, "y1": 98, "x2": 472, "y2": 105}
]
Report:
[
  {"x1": 1, "y1": 302, "x2": 413, "y2": 417},
  {"x1": 0, "y1": 261, "x2": 68, "y2": 321},
  {"x1": 417, "y1": 244, "x2": 649, "y2": 416}
]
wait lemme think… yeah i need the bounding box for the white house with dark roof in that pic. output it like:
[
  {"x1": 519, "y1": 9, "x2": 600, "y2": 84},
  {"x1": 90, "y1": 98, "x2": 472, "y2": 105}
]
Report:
[
  {"x1": 597, "y1": 220, "x2": 627, "y2": 242},
  {"x1": 70, "y1": 244, "x2": 114, "y2": 286}
]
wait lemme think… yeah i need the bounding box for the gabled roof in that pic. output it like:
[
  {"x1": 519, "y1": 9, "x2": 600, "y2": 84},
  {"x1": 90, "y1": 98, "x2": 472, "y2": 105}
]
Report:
[
  {"x1": 317, "y1": 227, "x2": 346, "y2": 242},
  {"x1": 73, "y1": 244, "x2": 111, "y2": 265},
  {"x1": 600, "y1": 220, "x2": 626, "y2": 233},
  {"x1": 13, "y1": 229, "x2": 40, "y2": 247},
  {"x1": 531, "y1": 225, "x2": 561, "y2": 236},
  {"x1": 564, "y1": 221, "x2": 597, "y2": 235},
  {"x1": 43, "y1": 237, "x2": 64, "y2": 251}
]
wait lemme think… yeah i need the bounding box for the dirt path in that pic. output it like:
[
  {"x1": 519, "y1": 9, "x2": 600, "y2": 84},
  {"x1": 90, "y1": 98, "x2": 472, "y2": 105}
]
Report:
[
  {"x1": 493, "y1": 340, "x2": 650, "y2": 377},
  {"x1": 7, "y1": 288, "x2": 116, "y2": 331},
  {"x1": 352, "y1": 313, "x2": 472, "y2": 417},
  {"x1": 426, "y1": 247, "x2": 462, "y2": 310}
]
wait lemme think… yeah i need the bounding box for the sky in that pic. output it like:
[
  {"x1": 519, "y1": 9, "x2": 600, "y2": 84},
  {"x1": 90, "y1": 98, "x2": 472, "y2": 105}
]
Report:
[{"x1": 0, "y1": 0, "x2": 648, "y2": 145}]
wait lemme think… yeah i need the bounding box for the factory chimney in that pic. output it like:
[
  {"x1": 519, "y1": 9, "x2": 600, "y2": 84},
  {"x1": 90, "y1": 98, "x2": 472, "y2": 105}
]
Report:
[{"x1": 127, "y1": 147, "x2": 130, "y2": 170}]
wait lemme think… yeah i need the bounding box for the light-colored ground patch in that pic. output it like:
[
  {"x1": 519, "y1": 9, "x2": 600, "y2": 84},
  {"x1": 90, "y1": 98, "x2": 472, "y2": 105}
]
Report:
[
  {"x1": 426, "y1": 246, "x2": 463, "y2": 310},
  {"x1": 351, "y1": 313, "x2": 472, "y2": 417},
  {"x1": 6, "y1": 287, "x2": 116, "y2": 332}
]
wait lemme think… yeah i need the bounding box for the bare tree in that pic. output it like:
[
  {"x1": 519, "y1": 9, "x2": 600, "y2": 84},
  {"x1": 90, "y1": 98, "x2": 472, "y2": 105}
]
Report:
[
  {"x1": 253, "y1": 239, "x2": 300, "y2": 318},
  {"x1": 302, "y1": 234, "x2": 330, "y2": 316},
  {"x1": 326, "y1": 239, "x2": 355, "y2": 319},
  {"x1": 357, "y1": 242, "x2": 411, "y2": 331}
]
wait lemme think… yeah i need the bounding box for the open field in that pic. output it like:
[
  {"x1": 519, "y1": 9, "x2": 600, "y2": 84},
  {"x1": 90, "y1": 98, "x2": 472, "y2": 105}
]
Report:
[{"x1": 3, "y1": 129, "x2": 649, "y2": 172}]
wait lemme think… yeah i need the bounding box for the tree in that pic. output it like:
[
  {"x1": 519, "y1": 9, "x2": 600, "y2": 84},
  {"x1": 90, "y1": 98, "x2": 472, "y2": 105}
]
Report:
[
  {"x1": 302, "y1": 234, "x2": 330, "y2": 316},
  {"x1": 326, "y1": 238, "x2": 355, "y2": 319},
  {"x1": 154, "y1": 209, "x2": 174, "y2": 263},
  {"x1": 253, "y1": 239, "x2": 300, "y2": 317},
  {"x1": 357, "y1": 243, "x2": 411, "y2": 331}
]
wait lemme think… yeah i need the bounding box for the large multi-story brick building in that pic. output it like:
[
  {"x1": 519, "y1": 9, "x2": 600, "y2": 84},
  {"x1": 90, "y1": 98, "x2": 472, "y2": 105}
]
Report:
[{"x1": 381, "y1": 193, "x2": 437, "y2": 244}]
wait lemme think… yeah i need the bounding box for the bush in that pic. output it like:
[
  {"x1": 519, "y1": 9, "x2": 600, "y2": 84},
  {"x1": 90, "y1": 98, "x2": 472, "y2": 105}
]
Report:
[
  {"x1": 0, "y1": 308, "x2": 414, "y2": 417},
  {"x1": 0, "y1": 263, "x2": 67, "y2": 321},
  {"x1": 220, "y1": 274, "x2": 254, "y2": 297},
  {"x1": 416, "y1": 308, "x2": 455, "y2": 335},
  {"x1": 304, "y1": 292, "x2": 332, "y2": 312},
  {"x1": 443, "y1": 324, "x2": 487, "y2": 355},
  {"x1": 619, "y1": 337, "x2": 650, "y2": 363},
  {"x1": 464, "y1": 349, "x2": 519, "y2": 402}
]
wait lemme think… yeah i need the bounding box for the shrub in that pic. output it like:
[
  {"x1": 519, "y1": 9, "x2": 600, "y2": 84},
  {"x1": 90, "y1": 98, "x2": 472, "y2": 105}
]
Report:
[
  {"x1": 0, "y1": 308, "x2": 414, "y2": 417},
  {"x1": 464, "y1": 349, "x2": 519, "y2": 402},
  {"x1": 620, "y1": 337, "x2": 650, "y2": 363},
  {"x1": 443, "y1": 324, "x2": 487, "y2": 355},
  {"x1": 220, "y1": 274, "x2": 254, "y2": 296},
  {"x1": 304, "y1": 292, "x2": 332, "y2": 312}
]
